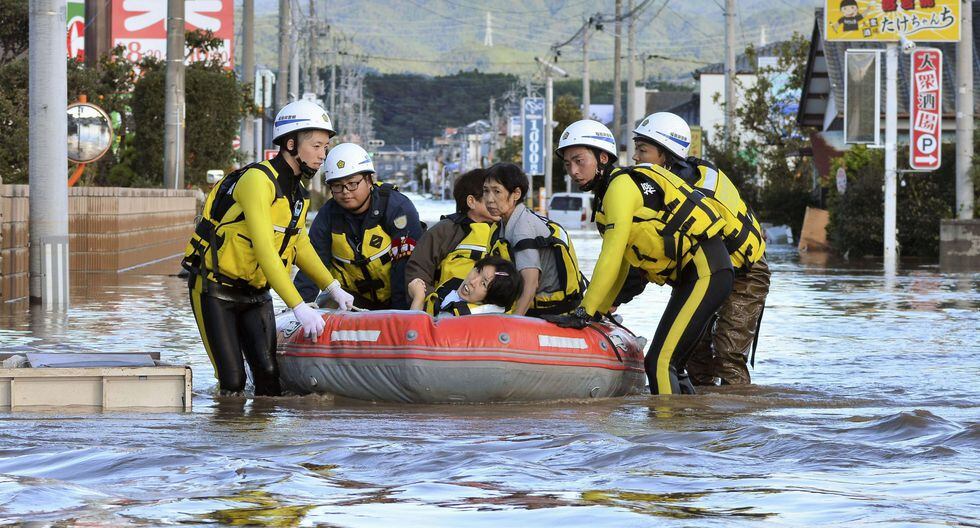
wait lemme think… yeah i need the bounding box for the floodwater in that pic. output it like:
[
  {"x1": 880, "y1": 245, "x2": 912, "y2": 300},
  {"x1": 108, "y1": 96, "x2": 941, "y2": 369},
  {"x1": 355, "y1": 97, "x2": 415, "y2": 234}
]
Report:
[{"x1": 1, "y1": 196, "x2": 978, "y2": 526}]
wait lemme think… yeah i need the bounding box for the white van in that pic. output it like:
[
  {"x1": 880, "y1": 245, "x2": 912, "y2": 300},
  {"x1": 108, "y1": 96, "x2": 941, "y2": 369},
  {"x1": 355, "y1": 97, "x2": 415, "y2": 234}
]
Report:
[{"x1": 547, "y1": 192, "x2": 594, "y2": 230}]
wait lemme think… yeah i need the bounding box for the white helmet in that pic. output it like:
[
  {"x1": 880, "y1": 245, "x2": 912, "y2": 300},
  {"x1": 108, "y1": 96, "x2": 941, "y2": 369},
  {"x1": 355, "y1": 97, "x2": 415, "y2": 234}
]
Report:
[
  {"x1": 272, "y1": 100, "x2": 335, "y2": 145},
  {"x1": 633, "y1": 112, "x2": 691, "y2": 159},
  {"x1": 323, "y1": 143, "x2": 375, "y2": 183},
  {"x1": 556, "y1": 119, "x2": 618, "y2": 161}
]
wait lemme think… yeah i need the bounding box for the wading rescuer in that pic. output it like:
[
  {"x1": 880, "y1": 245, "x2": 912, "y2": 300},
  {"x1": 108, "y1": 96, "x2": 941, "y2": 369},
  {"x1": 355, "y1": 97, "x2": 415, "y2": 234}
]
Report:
[
  {"x1": 182, "y1": 100, "x2": 355, "y2": 396},
  {"x1": 545, "y1": 119, "x2": 733, "y2": 395},
  {"x1": 632, "y1": 112, "x2": 770, "y2": 386},
  {"x1": 294, "y1": 143, "x2": 423, "y2": 310}
]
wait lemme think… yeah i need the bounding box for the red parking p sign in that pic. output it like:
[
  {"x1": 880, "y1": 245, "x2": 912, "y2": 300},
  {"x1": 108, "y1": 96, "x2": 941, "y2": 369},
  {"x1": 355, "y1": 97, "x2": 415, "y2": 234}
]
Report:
[{"x1": 909, "y1": 48, "x2": 942, "y2": 171}]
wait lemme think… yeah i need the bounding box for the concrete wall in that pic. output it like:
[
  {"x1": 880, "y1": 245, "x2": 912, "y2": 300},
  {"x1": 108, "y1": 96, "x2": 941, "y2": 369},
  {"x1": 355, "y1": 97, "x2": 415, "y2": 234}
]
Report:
[
  {"x1": 0, "y1": 186, "x2": 198, "y2": 302},
  {"x1": 940, "y1": 219, "x2": 980, "y2": 271}
]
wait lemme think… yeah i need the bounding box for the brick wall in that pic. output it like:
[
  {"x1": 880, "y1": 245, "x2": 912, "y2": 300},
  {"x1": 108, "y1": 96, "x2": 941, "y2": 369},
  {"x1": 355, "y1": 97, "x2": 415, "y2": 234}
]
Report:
[{"x1": 0, "y1": 186, "x2": 198, "y2": 302}]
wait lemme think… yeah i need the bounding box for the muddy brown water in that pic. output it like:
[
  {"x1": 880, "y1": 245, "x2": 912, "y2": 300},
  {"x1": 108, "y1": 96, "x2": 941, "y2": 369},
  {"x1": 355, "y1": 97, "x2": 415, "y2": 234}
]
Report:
[{"x1": 1, "y1": 201, "x2": 978, "y2": 526}]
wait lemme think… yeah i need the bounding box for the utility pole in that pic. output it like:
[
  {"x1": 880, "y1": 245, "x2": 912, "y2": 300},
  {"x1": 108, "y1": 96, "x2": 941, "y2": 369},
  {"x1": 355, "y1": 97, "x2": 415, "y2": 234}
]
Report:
[
  {"x1": 626, "y1": 0, "x2": 637, "y2": 162},
  {"x1": 955, "y1": 0, "x2": 974, "y2": 219},
  {"x1": 241, "y1": 0, "x2": 255, "y2": 163},
  {"x1": 581, "y1": 18, "x2": 592, "y2": 119},
  {"x1": 884, "y1": 43, "x2": 898, "y2": 272},
  {"x1": 290, "y1": 0, "x2": 300, "y2": 102},
  {"x1": 83, "y1": 0, "x2": 110, "y2": 68},
  {"x1": 537, "y1": 57, "x2": 569, "y2": 207},
  {"x1": 613, "y1": 0, "x2": 623, "y2": 146},
  {"x1": 276, "y1": 0, "x2": 291, "y2": 112},
  {"x1": 164, "y1": 0, "x2": 186, "y2": 189},
  {"x1": 308, "y1": 0, "x2": 318, "y2": 96},
  {"x1": 724, "y1": 0, "x2": 736, "y2": 144},
  {"x1": 28, "y1": 0, "x2": 69, "y2": 307}
]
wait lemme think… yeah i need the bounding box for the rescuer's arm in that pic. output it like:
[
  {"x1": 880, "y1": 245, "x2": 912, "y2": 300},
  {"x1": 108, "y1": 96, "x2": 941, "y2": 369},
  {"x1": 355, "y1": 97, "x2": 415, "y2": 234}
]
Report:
[
  {"x1": 581, "y1": 175, "x2": 641, "y2": 315},
  {"x1": 387, "y1": 195, "x2": 423, "y2": 310}
]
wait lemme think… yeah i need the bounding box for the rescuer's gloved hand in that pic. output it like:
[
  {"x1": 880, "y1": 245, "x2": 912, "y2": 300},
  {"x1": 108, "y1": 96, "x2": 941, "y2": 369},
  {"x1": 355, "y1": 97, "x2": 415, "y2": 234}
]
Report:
[
  {"x1": 316, "y1": 280, "x2": 355, "y2": 311},
  {"x1": 542, "y1": 307, "x2": 596, "y2": 329},
  {"x1": 292, "y1": 302, "x2": 325, "y2": 340}
]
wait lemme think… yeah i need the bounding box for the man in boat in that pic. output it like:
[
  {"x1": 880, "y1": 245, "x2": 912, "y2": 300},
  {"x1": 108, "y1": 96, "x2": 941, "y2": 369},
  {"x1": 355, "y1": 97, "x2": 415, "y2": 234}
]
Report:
[
  {"x1": 406, "y1": 168, "x2": 498, "y2": 311},
  {"x1": 182, "y1": 100, "x2": 355, "y2": 396},
  {"x1": 631, "y1": 112, "x2": 770, "y2": 386},
  {"x1": 482, "y1": 163, "x2": 586, "y2": 317},
  {"x1": 546, "y1": 119, "x2": 733, "y2": 395},
  {"x1": 294, "y1": 142, "x2": 423, "y2": 310}
]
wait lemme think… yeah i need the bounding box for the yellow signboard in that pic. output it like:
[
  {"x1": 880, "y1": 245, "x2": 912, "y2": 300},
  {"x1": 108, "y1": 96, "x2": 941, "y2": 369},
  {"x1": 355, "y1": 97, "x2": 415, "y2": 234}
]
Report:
[
  {"x1": 689, "y1": 126, "x2": 703, "y2": 159},
  {"x1": 825, "y1": 0, "x2": 960, "y2": 42}
]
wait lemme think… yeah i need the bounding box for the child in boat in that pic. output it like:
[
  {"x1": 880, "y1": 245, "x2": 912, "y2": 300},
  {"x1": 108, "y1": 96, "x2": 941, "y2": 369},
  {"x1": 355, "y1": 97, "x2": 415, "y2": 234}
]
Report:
[{"x1": 426, "y1": 256, "x2": 523, "y2": 318}]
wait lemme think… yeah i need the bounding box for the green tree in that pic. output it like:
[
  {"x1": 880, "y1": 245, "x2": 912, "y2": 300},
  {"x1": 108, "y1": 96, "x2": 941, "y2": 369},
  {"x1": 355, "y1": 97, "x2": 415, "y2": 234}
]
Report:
[
  {"x1": 131, "y1": 30, "x2": 253, "y2": 188},
  {"x1": 827, "y1": 142, "x2": 964, "y2": 258},
  {"x1": 705, "y1": 33, "x2": 815, "y2": 238},
  {"x1": 0, "y1": 0, "x2": 28, "y2": 183},
  {"x1": 494, "y1": 136, "x2": 522, "y2": 164}
]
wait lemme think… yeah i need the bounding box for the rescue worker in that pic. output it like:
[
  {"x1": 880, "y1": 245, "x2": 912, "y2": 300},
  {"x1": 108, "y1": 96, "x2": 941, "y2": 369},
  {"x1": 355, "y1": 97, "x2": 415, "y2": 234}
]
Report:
[
  {"x1": 427, "y1": 256, "x2": 523, "y2": 318},
  {"x1": 295, "y1": 142, "x2": 423, "y2": 310},
  {"x1": 546, "y1": 119, "x2": 733, "y2": 395},
  {"x1": 482, "y1": 162, "x2": 585, "y2": 317},
  {"x1": 406, "y1": 168, "x2": 498, "y2": 311},
  {"x1": 632, "y1": 112, "x2": 770, "y2": 386},
  {"x1": 182, "y1": 100, "x2": 355, "y2": 396}
]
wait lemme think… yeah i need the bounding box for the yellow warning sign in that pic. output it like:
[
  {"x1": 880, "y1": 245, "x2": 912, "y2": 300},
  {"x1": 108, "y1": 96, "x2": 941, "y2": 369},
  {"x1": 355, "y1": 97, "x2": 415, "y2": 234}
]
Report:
[{"x1": 824, "y1": 0, "x2": 960, "y2": 42}]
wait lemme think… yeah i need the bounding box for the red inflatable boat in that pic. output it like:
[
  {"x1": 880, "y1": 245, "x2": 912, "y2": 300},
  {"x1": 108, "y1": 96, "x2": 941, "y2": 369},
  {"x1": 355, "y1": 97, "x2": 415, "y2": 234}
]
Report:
[{"x1": 276, "y1": 309, "x2": 646, "y2": 403}]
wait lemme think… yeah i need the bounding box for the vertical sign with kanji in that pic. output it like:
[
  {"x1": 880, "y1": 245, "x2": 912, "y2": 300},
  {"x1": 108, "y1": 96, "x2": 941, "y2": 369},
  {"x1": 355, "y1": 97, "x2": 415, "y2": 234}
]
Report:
[
  {"x1": 522, "y1": 97, "x2": 545, "y2": 176},
  {"x1": 909, "y1": 48, "x2": 942, "y2": 170}
]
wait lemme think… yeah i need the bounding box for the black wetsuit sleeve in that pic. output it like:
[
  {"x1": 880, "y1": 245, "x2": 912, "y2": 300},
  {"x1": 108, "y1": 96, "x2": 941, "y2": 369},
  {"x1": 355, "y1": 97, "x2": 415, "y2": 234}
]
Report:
[
  {"x1": 613, "y1": 266, "x2": 648, "y2": 307},
  {"x1": 386, "y1": 194, "x2": 423, "y2": 309},
  {"x1": 293, "y1": 204, "x2": 333, "y2": 303}
]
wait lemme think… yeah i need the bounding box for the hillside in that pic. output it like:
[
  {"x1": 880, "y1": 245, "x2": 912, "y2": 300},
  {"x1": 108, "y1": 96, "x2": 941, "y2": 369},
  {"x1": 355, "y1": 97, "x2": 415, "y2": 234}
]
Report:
[{"x1": 238, "y1": 0, "x2": 822, "y2": 80}]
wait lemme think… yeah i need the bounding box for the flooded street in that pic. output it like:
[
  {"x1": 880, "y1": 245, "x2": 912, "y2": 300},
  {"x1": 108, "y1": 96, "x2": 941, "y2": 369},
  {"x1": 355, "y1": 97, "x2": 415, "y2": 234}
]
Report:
[{"x1": 1, "y1": 197, "x2": 978, "y2": 526}]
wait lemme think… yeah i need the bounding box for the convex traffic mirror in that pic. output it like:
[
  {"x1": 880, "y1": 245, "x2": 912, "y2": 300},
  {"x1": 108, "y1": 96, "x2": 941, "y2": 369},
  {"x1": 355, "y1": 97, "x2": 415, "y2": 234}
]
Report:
[{"x1": 67, "y1": 102, "x2": 114, "y2": 163}]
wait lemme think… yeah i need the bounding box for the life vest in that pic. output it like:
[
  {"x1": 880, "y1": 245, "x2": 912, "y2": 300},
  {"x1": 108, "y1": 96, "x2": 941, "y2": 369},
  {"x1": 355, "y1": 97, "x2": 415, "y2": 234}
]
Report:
[
  {"x1": 435, "y1": 215, "x2": 492, "y2": 287},
  {"x1": 595, "y1": 165, "x2": 724, "y2": 285},
  {"x1": 327, "y1": 183, "x2": 398, "y2": 308},
  {"x1": 182, "y1": 161, "x2": 308, "y2": 291},
  {"x1": 423, "y1": 277, "x2": 482, "y2": 317},
  {"x1": 684, "y1": 157, "x2": 766, "y2": 271},
  {"x1": 488, "y1": 211, "x2": 585, "y2": 315}
]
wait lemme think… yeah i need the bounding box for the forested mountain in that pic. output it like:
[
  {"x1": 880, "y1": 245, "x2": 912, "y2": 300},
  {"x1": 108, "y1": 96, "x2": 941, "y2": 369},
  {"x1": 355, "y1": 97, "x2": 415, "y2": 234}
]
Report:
[{"x1": 241, "y1": 0, "x2": 821, "y2": 79}]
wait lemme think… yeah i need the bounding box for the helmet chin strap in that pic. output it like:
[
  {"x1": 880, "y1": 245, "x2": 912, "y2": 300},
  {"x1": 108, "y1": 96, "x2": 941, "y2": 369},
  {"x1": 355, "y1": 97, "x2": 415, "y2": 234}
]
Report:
[{"x1": 298, "y1": 159, "x2": 318, "y2": 179}]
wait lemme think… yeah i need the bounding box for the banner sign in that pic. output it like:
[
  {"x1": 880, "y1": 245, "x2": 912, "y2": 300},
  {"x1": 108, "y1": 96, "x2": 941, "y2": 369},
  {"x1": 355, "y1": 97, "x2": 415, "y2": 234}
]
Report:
[
  {"x1": 67, "y1": 0, "x2": 85, "y2": 60},
  {"x1": 522, "y1": 97, "x2": 545, "y2": 176},
  {"x1": 824, "y1": 0, "x2": 960, "y2": 42},
  {"x1": 111, "y1": 0, "x2": 235, "y2": 67},
  {"x1": 909, "y1": 48, "x2": 942, "y2": 170}
]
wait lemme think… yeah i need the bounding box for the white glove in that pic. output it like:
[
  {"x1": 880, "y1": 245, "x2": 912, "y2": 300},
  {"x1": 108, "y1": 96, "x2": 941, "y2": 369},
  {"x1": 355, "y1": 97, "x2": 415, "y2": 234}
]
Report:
[
  {"x1": 322, "y1": 280, "x2": 355, "y2": 311},
  {"x1": 292, "y1": 302, "x2": 325, "y2": 340}
]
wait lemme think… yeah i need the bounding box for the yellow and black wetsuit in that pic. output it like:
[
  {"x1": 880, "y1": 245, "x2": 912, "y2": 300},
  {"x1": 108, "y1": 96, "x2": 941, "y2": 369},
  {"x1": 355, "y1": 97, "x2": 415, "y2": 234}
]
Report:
[
  {"x1": 582, "y1": 164, "x2": 733, "y2": 395},
  {"x1": 182, "y1": 155, "x2": 336, "y2": 395},
  {"x1": 672, "y1": 157, "x2": 771, "y2": 385}
]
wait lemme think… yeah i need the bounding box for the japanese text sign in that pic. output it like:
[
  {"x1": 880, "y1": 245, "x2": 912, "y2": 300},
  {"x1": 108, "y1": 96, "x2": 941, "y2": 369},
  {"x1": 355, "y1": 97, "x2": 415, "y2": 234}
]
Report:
[
  {"x1": 111, "y1": 0, "x2": 234, "y2": 68},
  {"x1": 522, "y1": 98, "x2": 545, "y2": 176},
  {"x1": 909, "y1": 48, "x2": 942, "y2": 170},
  {"x1": 825, "y1": 0, "x2": 960, "y2": 42}
]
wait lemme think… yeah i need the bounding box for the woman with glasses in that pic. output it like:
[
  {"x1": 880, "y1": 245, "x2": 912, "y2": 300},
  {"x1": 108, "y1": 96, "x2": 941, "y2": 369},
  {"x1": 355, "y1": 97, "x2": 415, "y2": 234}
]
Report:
[{"x1": 294, "y1": 143, "x2": 423, "y2": 310}]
